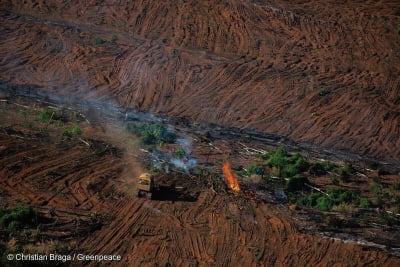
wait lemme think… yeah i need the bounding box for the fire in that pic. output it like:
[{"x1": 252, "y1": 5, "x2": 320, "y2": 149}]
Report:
[{"x1": 222, "y1": 161, "x2": 241, "y2": 193}]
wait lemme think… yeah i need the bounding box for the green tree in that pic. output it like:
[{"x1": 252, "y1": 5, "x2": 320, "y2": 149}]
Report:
[
  {"x1": 266, "y1": 148, "x2": 309, "y2": 179},
  {"x1": 267, "y1": 147, "x2": 288, "y2": 178}
]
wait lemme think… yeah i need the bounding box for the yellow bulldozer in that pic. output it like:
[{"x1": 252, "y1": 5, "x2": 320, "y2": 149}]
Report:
[{"x1": 135, "y1": 173, "x2": 154, "y2": 199}]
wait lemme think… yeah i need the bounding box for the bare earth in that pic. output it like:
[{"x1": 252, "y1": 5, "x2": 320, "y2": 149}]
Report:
[
  {"x1": 0, "y1": 0, "x2": 399, "y2": 164},
  {"x1": 1, "y1": 0, "x2": 400, "y2": 266}
]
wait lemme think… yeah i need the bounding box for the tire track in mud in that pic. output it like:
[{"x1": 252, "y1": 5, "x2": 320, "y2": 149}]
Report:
[
  {"x1": 1, "y1": 0, "x2": 399, "y2": 164},
  {"x1": 76, "y1": 189, "x2": 400, "y2": 266},
  {"x1": 1, "y1": 108, "x2": 399, "y2": 265},
  {"x1": 0, "y1": 128, "x2": 124, "y2": 210}
]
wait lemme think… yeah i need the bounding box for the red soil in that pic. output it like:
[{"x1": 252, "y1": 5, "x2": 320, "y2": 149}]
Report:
[
  {"x1": 1, "y1": 1, "x2": 400, "y2": 265},
  {"x1": 1, "y1": 97, "x2": 399, "y2": 266},
  {"x1": 0, "y1": 0, "x2": 399, "y2": 164}
]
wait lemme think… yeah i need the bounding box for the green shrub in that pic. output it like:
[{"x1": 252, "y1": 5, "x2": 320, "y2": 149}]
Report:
[
  {"x1": 38, "y1": 108, "x2": 66, "y2": 127},
  {"x1": 359, "y1": 197, "x2": 371, "y2": 208},
  {"x1": 245, "y1": 165, "x2": 264, "y2": 176},
  {"x1": 266, "y1": 148, "x2": 309, "y2": 178},
  {"x1": 124, "y1": 122, "x2": 176, "y2": 146},
  {"x1": 62, "y1": 124, "x2": 81, "y2": 140},
  {"x1": 38, "y1": 108, "x2": 55, "y2": 123},
  {"x1": 296, "y1": 188, "x2": 363, "y2": 211},
  {"x1": 0, "y1": 206, "x2": 38, "y2": 229},
  {"x1": 70, "y1": 125, "x2": 81, "y2": 136},
  {"x1": 285, "y1": 153, "x2": 309, "y2": 177},
  {"x1": 316, "y1": 196, "x2": 334, "y2": 211},
  {"x1": 175, "y1": 147, "x2": 186, "y2": 158},
  {"x1": 266, "y1": 147, "x2": 288, "y2": 178},
  {"x1": 296, "y1": 192, "x2": 321, "y2": 207}
]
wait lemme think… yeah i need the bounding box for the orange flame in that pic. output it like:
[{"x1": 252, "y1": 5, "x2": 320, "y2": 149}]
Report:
[{"x1": 222, "y1": 161, "x2": 241, "y2": 193}]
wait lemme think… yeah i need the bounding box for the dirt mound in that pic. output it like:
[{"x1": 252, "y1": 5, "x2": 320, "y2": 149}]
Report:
[{"x1": 1, "y1": 0, "x2": 399, "y2": 164}]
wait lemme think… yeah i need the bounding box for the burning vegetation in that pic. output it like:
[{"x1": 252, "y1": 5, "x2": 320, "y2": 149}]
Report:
[{"x1": 223, "y1": 161, "x2": 241, "y2": 193}]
